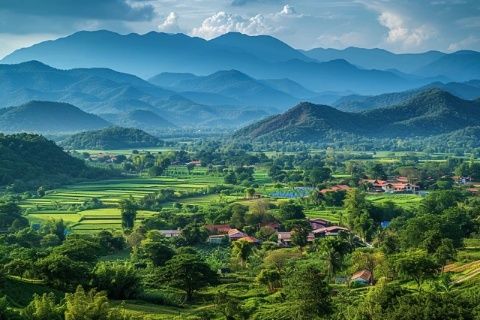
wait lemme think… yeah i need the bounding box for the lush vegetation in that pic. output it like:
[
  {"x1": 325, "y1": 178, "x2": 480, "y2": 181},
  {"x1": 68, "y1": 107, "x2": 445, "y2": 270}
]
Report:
[
  {"x1": 60, "y1": 127, "x2": 168, "y2": 150},
  {"x1": 0, "y1": 133, "x2": 113, "y2": 191},
  {"x1": 235, "y1": 89, "x2": 480, "y2": 149},
  {"x1": 1, "y1": 138, "x2": 480, "y2": 319}
]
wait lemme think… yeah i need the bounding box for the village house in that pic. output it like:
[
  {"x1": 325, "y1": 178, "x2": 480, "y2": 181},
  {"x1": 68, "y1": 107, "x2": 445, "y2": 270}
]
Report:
[
  {"x1": 277, "y1": 231, "x2": 315, "y2": 246},
  {"x1": 186, "y1": 160, "x2": 202, "y2": 167},
  {"x1": 362, "y1": 177, "x2": 419, "y2": 193},
  {"x1": 207, "y1": 234, "x2": 228, "y2": 245},
  {"x1": 309, "y1": 218, "x2": 330, "y2": 230},
  {"x1": 238, "y1": 236, "x2": 260, "y2": 244},
  {"x1": 319, "y1": 184, "x2": 351, "y2": 194},
  {"x1": 312, "y1": 226, "x2": 348, "y2": 238},
  {"x1": 205, "y1": 224, "x2": 232, "y2": 234},
  {"x1": 350, "y1": 270, "x2": 372, "y2": 286},
  {"x1": 158, "y1": 229, "x2": 181, "y2": 238},
  {"x1": 228, "y1": 228, "x2": 247, "y2": 241}
]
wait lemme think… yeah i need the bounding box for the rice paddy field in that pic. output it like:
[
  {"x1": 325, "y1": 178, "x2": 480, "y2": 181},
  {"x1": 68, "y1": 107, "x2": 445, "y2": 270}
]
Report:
[{"x1": 21, "y1": 174, "x2": 227, "y2": 233}]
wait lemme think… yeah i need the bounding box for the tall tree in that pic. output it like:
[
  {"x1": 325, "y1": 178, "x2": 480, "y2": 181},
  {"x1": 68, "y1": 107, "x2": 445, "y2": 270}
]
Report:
[
  {"x1": 284, "y1": 264, "x2": 332, "y2": 319},
  {"x1": 119, "y1": 196, "x2": 138, "y2": 231},
  {"x1": 159, "y1": 253, "x2": 218, "y2": 302},
  {"x1": 232, "y1": 239, "x2": 253, "y2": 268}
]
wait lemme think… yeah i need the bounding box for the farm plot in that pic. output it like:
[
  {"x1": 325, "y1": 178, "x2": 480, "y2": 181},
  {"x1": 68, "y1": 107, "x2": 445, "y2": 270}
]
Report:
[
  {"x1": 366, "y1": 193, "x2": 423, "y2": 210},
  {"x1": 22, "y1": 175, "x2": 224, "y2": 233}
]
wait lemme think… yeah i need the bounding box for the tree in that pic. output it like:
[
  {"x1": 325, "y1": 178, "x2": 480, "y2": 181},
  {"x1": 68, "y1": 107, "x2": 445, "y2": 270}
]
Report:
[
  {"x1": 181, "y1": 223, "x2": 208, "y2": 245},
  {"x1": 257, "y1": 268, "x2": 282, "y2": 292},
  {"x1": 159, "y1": 253, "x2": 218, "y2": 302},
  {"x1": 245, "y1": 187, "x2": 256, "y2": 199},
  {"x1": 22, "y1": 293, "x2": 63, "y2": 320},
  {"x1": 0, "y1": 295, "x2": 21, "y2": 320},
  {"x1": 64, "y1": 286, "x2": 118, "y2": 320},
  {"x1": 315, "y1": 236, "x2": 352, "y2": 280},
  {"x1": 369, "y1": 163, "x2": 387, "y2": 180},
  {"x1": 344, "y1": 189, "x2": 374, "y2": 241},
  {"x1": 186, "y1": 163, "x2": 195, "y2": 174},
  {"x1": 91, "y1": 261, "x2": 142, "y2": 299},
  {"x1": 215, "y1": 290, "x2": 247, "y2": 320},
  {"x1": 307, "y1": 167, "x2": 331, "y2": 187},
  {"x1": 290, "y1": 222, "x2": 311, "y2": 249},
  {"x1": 278, "y1": 201, "x2": 305, "y2": 221},
  {"x1": 42, "y1": 219, "x2": 67, "y2": 241},
  {"x1": 119, "y1": 197, "x2": 138, "y2": 231},
  {"x1": 284, "y1": 264, "x2": 332, "y2": 319},
  {"x1": 434, "y1": 239, "x2": 456, "y2": 272},
  {"x1": 138, "y1": 233, "x2": 175, "y2": 266},
  {"x1": 232, "y1": 239, "x2": 253, "y2": 268},
  {"x1": 224, "y1": 172, "x2": 237, "y2": 184},
  {"x1": 35, "y1": 253, "x2": 90, "y2": 290},
  {"x1": 393, "y1": 250, "x2": 440, "y2": 287}
]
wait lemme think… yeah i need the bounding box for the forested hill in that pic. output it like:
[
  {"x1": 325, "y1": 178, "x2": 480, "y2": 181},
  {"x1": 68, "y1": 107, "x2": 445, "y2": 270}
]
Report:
[
  {"x1": 60, "y1": 127, "x2": 166, "y2": 150},
  {"x1": 0, "y1": 133, "x2": 109, "y2": 189},
  {"x1": 0, "y1": 101, "x2": 110, "y2": 134},
  {"x1": 234, "y1": 89, "x2": 480, "y2": 143}
]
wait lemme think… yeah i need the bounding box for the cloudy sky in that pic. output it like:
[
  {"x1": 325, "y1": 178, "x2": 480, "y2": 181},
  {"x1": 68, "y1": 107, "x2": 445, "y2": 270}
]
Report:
[{"x1": 0, "y1": 0, "x2": 479, "y2": 58}]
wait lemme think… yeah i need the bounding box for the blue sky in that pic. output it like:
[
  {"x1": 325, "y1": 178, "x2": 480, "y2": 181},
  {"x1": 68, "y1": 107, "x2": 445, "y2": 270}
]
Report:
[{"x1": 0, "y1": 0, "x2": 479, "y2": 58}]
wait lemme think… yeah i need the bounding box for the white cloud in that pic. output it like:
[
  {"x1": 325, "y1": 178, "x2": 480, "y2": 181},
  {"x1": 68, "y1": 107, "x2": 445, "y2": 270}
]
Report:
[
  {"x1": 279, "y1": 5, "x2": 296, "y2": 16},
  {"x1": 378, "y1": 11, "x2": 435, "y2": 48},
  {"x1": 448, "y1": 35, "x2": 480, "y2": 51},
  {"x1": 191, "y1": 11, "x2": 274, "y2": 39},
  {"x1": 190, "y1": 4, "x2": 304, "y2": 39},
  {"x1": 158, "y1": 12, "x2": 181, "y2": 33}
]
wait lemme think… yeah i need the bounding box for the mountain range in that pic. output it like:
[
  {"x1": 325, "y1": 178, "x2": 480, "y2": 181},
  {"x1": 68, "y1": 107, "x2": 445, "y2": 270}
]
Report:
[
  {"x1": 234, "y1": 89, "x2": 480, "y2": 143},
  {"x1": 334, "y1": 80, "x2": 480, "y2": 112},
  {"x1": 3, "y1": 30, "x2": 473, "y2": 94},
  {"x1": 0, "y1": 61, "x2": 277, "y2": 128}
]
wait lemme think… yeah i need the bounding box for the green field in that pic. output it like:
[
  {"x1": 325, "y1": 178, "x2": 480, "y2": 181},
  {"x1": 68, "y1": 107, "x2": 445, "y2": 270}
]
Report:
[
  {"x1": 366, "y1": 193, "x2": 424, "y2": 210},
  {"x1": 22, "y1": 174, "x2": 226, "y2": 233}
]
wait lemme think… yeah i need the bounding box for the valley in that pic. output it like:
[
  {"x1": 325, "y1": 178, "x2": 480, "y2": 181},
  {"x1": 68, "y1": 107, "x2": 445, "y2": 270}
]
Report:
[{"x1": 1, "y1": 10, "x2": 480, "y2": 319}]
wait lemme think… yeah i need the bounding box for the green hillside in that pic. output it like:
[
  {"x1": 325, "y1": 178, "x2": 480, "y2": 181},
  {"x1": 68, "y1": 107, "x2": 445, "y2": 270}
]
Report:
[
  {"x1": 235, "y1": 89, "x2": 480, "y2": 143},
  {"x1": 0, "y1": 101, "x2": 110, "y2": 134},
  {"x1": 0, "y1": 133, "x2": 108, "y2": 189},
  {"x1": 60, "y1": 127, "x2": 166, "y2": 150}
]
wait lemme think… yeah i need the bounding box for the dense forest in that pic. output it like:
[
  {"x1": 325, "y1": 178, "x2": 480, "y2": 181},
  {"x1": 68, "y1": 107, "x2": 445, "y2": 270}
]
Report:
[
  {"x1": 0, "y1": 133, "x2": 113, "y2": 190},
  {"x1": 60, "y1": 127, "x2": 168, "y2": 150}
]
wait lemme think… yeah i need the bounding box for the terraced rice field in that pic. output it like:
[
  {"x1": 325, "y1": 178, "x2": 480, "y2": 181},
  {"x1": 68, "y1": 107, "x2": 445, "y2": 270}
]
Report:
[
  {"x1": 22, "y1": 175, "x2": 224, "y2": 233},
  {"x1": 366, "y1": 193, "x2": 424, "y2": 210}
]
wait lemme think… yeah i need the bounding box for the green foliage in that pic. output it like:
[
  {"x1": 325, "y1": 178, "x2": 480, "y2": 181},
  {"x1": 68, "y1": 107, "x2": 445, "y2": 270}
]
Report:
[
  {"x1": 231, "y1": 239, "x2": 253, "y2": 268},
  {"x1": 91, "y1": 261, "x2": 142, "y2": 299},
  {"x1": 22, "y1": 293, "x2": 64, "y2": 320},
  {"x1": 181, "y1": 223, "x2": 208, "y2": 246},
  {"x1": 61, "y1": 127, "x2": 165, "y2": 150},
  {"x1": 159, "y1": 253, "x2": 218, "y2": 302},
  {"x1": 119, "y1": 197, "x2": 138, "y2": 231},
  {"x1": 392, "y1": 249, "x2": 440, "y2": 287},
  {"x1": 284, "y1": 264, "x2": 332, "y2": 319},
  {"x1": 64, "y1": 286, "x2": 115, "y2": 320},
  {"x1": 0, "y1": 133, "x2": 111, "y2": 190},
  {"x1": 278, "y1": 201, "x2": 305, "y2": 221},
  {"x1": 35, "y1": 253, "x2": 90, "y2": 290}
]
